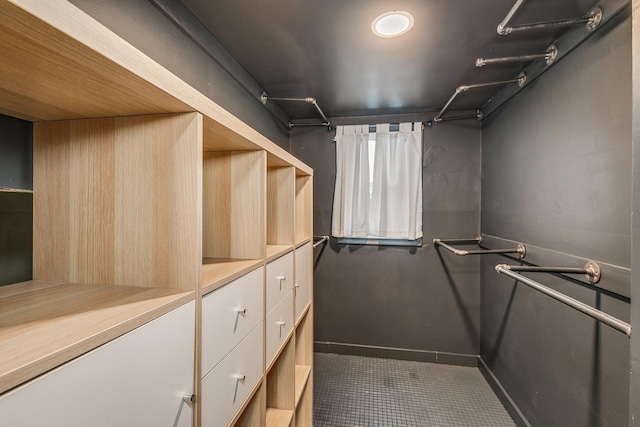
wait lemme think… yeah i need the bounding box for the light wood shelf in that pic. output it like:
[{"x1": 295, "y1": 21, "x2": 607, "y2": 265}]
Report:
[
  {"x1": 0, "y1": 280, "x2": 193, "y2": 395},
  {"x1": 267, "y1": 338, "x2": 295, "y2": 411},
  {"x1": 0, "y1": 188, "x2": 33, "y2": 194},
  {"x1": 0, "y1": 3, "x2": 315, "y2": 426},
  {"x1": 266, "y1": 408, "x2": 294, "y2": 427},
  {"x1": 266, "y1": 245, "x2": 294, "y2": 262},
  {"x1": 203, "y1": 150, "x2": 266, "y2": 262},
  {"x1": 295, "y1": 382, "x2": 312, "y2": 427},
  {"x1": 0, "y1": 0, "x2": 312, "y2": 174},
  {"x1": 33, "y1": 113, "x2": 202, "y2": 291},
  {"x1": 201, "y1": 258, "x2": 263, "y2": 295},
  {"x1": 295, "y1": 305, "x2": 313, "y2": 366},
  {"x1": 294, "y1": 365, "x2": 311, "y2": 407},
  {"x1": 267, "y1": 167, "x2": 295, "y2": 246},
  {"x1": 294, "y1": 176, "x2": 313, "y2": 243},
  {"x1": 233, "y1": 381, "x2": 266, "y2": 427}
]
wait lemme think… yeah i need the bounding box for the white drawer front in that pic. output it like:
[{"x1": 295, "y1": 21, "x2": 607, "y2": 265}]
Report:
[
  {"x1": 202, "y1": 267, "x2": 264, "y2": 376},
  {"x1": 295, "y1": 242, "x2": 311, "y2": 322},
  {"x1": 201, "y1": 322, "x2": 263, "y2": 427},
  {"x1": 265, "y1": 290, "x2": 294, "y2": 366},
  {"x1": 266, "y1": 252, "x2": 294, "y2": 313},
  {"x1": 0, "y1": 302, "x2": 196, "y2": 427}
]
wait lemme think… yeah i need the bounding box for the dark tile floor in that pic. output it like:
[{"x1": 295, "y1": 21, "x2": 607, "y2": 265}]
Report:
[{"x1": 313, "y1": 353, "x2": 515, "y2": 427}]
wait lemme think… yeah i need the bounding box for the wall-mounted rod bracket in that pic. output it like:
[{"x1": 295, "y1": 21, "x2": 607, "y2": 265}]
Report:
[
  {"x1": 497, "y1": 2, "x2": 602, "y2": 35},
  {"x1": 313, "y1": 235, "x2": 329, "y2": 248},
  {"x1": 261, "y1": 92, "x2": 332, "y2": 131},
  {"x1": 433, "y1": 237, "x2": 526, "y2": 258},
  {"x1": 495, "y1": 264, "x2": 629, "y2": 337},
  {"x1": 432, "y1": 73, "x2": 526, "y2": 124},
  {"x1": 476, "y1": 44, "x2": 558, "y2": 68},
  {"x1": 498, "y1": 262, "x2": 601, "y2": 284}
]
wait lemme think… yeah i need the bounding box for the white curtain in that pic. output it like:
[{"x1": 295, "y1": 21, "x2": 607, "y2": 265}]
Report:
[
  {"x1": 332, "y1": 122, "x2": 422, "y2": 240},
  {"x1": 332, "y1": 124, "x2": 370, "y2": 238},
  {"x1": 370, "y1": 123, "x2": 422, "y2": 240}
]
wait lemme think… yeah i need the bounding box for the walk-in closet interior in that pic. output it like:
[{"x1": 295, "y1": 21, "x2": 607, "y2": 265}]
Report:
[{"x1": 0, "y1": 0, "x2": 638, "y2": 426}]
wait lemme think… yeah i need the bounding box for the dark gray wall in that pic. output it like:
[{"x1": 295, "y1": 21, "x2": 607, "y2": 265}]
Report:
[
  {"x1": 291, "y1": 114, "x2": 482, "y2": 361},
  {"x1": 0, "y1": 114, "x2": 33, "y2": 286},
  {"x1": 481, "y1": 13, "x2": 631, "y2": 427},
  {"x1": 68, "y1": 0, "x2": 291, "y2": 150}
]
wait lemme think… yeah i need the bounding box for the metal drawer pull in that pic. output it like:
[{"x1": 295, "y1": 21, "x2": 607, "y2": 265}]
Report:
[
  {"x1": 233, "y1": 374, "x2": 246, "y2": 381},
  {"x1": 234, "y1": 307, "x2": 247, "y2": 314},
  {"x1": 276, "y1": 275, "x2": 286, "y2": 290},
  {"x1": 276, "y1": 321, "x2": 287, "y2": 326},
  {"x1": 182, "y1": 393, "x2": 195, "y2": 403},
  {"x1": 295, "y1": 283, "x2": 300, "y2": 288}
]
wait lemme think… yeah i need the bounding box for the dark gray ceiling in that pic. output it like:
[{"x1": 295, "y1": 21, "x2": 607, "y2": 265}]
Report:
[{"x1": 180, "y1": 0, "x2": 596, "y2": 120}]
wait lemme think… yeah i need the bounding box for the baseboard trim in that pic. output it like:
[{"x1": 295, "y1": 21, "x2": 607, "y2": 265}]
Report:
[
  {"x1": 478, "y1": 357, "x2": 531, "y2": 427},
  {"x1": 314, "y1": 341, "x2": 479, "y2": 367}
]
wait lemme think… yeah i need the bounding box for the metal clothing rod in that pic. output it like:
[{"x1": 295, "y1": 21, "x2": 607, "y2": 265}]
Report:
[
  {"x1": 433, "y1": 238, "x2": 526, "y2": 258},
  {"x1": 501, "y1": 262, "x2": 601, "y2": 284},
  {"x1": 261, "y1": 93, "x2": 332, "y2": 131},
  {"x1": 432, "y1": 73, "x2": 526, "y2": 123},
  {"x1": 476, "y1": 45, "x2": 558, "y2": 68},
  {"x1": 436, "y1": 236, "x2": 481, "y2": 245},
  {"x1": 426, "y1": 111, "x2": 483, "y2": 127},
  {"x1": 495, "y1": 264, "x2": 631, "y2": 337},
  {"x1": 497, "y1": 1, "x2": 602, "y2": 35},
  {"x1": 313, "y1": 235, "x2": 329, "y2": 249}
]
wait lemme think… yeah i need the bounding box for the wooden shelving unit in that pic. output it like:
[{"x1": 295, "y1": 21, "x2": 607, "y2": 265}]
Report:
[{"x1": 0, "y1": 1, "x2": 313, "y2": 426}]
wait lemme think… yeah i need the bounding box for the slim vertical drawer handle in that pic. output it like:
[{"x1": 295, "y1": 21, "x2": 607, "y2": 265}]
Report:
[
  {"x1": 233, "y1": 374, "x2": 246, "y2": 381},
  {"x1": 295, "y1": 283, "x2": 300, "y2": 288},
  {"x1": 182, "y1": 393, "x2": 195, "y2": 403},
  {"x1": 235, "y1": 307, "x2": 247, "y2": 314},
  {"x1": 276, "y1": 321, "x2": 287, "y2": 326},
  {"x1": 276, "y1": 275, "x2": 286, "y2": 290}
]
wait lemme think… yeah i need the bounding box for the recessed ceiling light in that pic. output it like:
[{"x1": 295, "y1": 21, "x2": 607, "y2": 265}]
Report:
[{"x1": 372, "y1": 11, "x2": 414, "y2": 38}]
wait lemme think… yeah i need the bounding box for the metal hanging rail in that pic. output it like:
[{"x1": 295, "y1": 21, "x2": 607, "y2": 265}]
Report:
[
  {"x1": 313, "y1": 235, "x2": 329, "y2": 249},
  {"x1": 432, "y1": 73, "x2": 526, "y2": 124},
  {"x1": 495, "y1": 264, "x2": 631, "y2": 337},
  {"x1": 425, "y1": 111, "x2": 483, "y2": 127},
  {"x1": 433, "y1": 236, "x2": 526, "y2": 258},
  {"x1": 476, "y1": 45, "x2": 558, "y2": 68},
  {"x1": 497, "y1": 1, "x2": 603, "y2": 35},
  {"x1": 261, "y1": 93, "x2": 332, "y2": 131}
]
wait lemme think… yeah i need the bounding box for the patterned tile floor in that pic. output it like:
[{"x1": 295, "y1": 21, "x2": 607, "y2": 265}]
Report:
[{"x1": 313, "y1": 353, "x2": 516, "y2": 427}]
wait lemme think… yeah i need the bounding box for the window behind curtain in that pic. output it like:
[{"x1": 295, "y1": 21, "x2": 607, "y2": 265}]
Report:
[{"x1": 332, "y1": 122, "x2": 422, "y2": 245}]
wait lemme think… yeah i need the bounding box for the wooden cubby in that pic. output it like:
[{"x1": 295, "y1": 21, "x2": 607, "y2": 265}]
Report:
[
  {"x1": 266, "y1": 166, "x2": 295, "y2": 261},
  {"x1": 266, "y1": 337, "x2": 296, "y2": 427},
  {"x1": 202, "y1": 149, "x2": 266, "y2": 294},
  {"x1": 0, "y1": 1, "x2": 313, "y2": 426},
  {"x1": 294, "y1": 308, "x2": 313, "y2": 427},
  {"x1": 295, "y1": 175, "x2": 313, "y2": 246}
]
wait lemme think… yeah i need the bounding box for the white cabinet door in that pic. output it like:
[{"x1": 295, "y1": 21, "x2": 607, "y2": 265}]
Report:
[
  {"x1": 295, "y1": 242, "x2": 311, "y2": 322},
  {"x1": 265, "y1": 252, "x2": 293, "y2": 314},
  {"x1": 265, "y1": 290, "x2": 293, "y2": 366},
  {"x1": 202, "y1": 267, "x2": 263, "y2": 377},
  {"x1": 201, "y1": 322, "x2": 263, "y2": 427},
  {"x1": 0, "y1": 301, "x2": 196, "y2": 427}
]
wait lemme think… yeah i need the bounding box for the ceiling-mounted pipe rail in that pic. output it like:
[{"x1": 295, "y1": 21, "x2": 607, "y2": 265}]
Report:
[
  {"x1": 261, "y1": 93, "x2": 332, "y2": 131},
  {"x1": 425, "y1": 111, "x2": 483, "y2": 127},
  {"x1": 497, "y1": 0, "x2": 603, "y2": 35},
  {"x1": 432, "y1": 73, "x2": 526, "y2": 124},
  {"x1": 495, "y1": 264, "x2": 631, "y2": 337},
  {"x1": 476, "y1": 45, "x2": 558, "y2": 68},
  {"x1": 313, "y1": 235, "x2": 329, "y2": 249},
  {"x1": 482, "y1": 0, "x2": 628, "y2": 121},
  {"x1": 433, "y1": 236, "x2": 526, "y2": 258}
]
